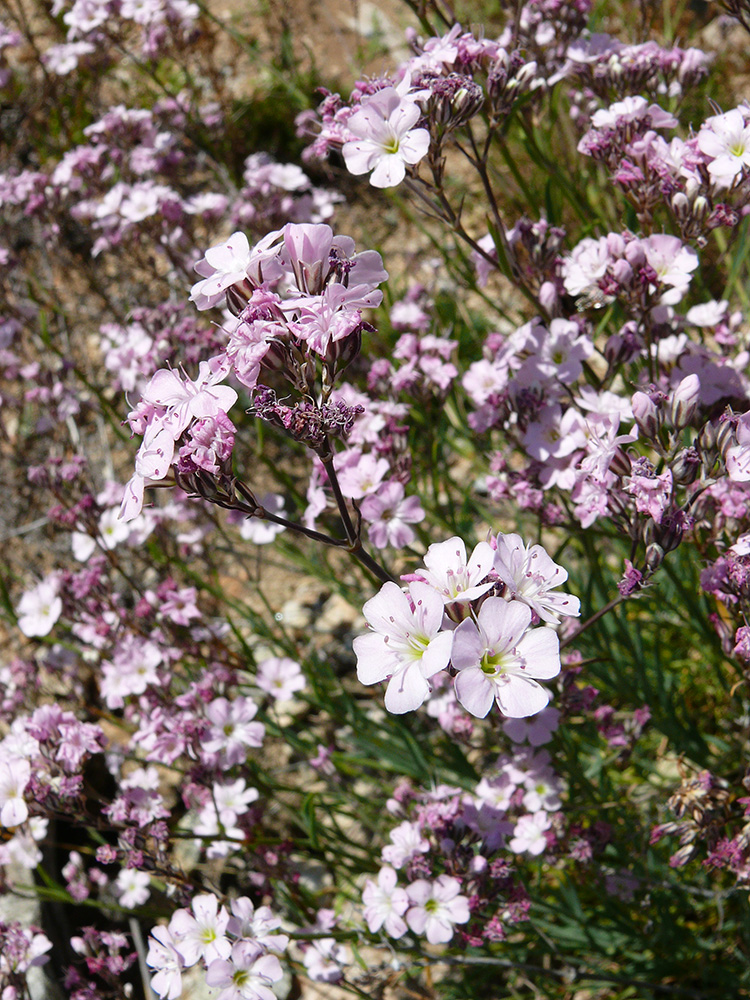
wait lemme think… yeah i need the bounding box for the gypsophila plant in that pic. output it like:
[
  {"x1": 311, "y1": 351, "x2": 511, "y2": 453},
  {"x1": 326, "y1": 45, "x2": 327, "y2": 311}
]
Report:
[{"x1": 4, "y1": 1, "x2": 750, "y2": 998}]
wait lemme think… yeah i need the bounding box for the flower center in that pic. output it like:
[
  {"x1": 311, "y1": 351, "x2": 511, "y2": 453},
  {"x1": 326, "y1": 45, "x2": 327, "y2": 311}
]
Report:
[{"x1": 480, "y1": 650, "x2": 509, "y2": 676}]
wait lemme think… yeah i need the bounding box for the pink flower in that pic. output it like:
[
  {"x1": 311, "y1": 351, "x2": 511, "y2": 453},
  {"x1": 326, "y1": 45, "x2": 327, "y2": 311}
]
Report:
[
  {"x1": 381, "y1": 820, "x2": 429, "y2": 869},
  {"x1": 16, "y1": 575, "x2": 62, "y2": 637},
  {"x1": 255, "y1": 657, "x2": 305, "y2": 701},
  {"x1": 405, "y1": 875, "x2": 470, "y2": 944},
  {"x1": 205, "y1": 942, "x2": 283, "y2": 1000},
  {"x1": 508, "y1": 810, "x2": 553, "y2": 855},
  {"x1": 492, "y1": 533, "x2": 580, "y2": 622},
  {"x1": 203, "y1": 697, "x2": 265, "y2": 766},
  {"x1": 0, "y1": 757, "x2": 30, "y2": 827},
  {"x1": 227, "y1": 898, "x2": 289, "y2": 952},
  {"x1": 415, "y1": 536, "x2": 495, "y2": 605},
  {"x1": 342, "y1": 83, "x2": 430, "y2": 188},
  {"x1": 624, "y1": 464, "x2": 673, "y2": 523},
  {"x1": 116, "y1": 869, "x2": 151, "y2": 908},
  {"x1": 697, "y1": 108, "x2": 750, "y2": 187},
  {"x1": 147, "y1": 926, "x2": 184, "y2": 1000},
  {"x1": 189, "y1": 231, "x2": 254, "y2": 310},
  {"x1": 169, "y1": 893, "x2": 231, "y2": 967},
  {"x1": 120, "y1": 357, "x2": 237, "y2": 521},
  {"x1": 451, "y1": 598, "x2": 561, "y2": 718},
  {"x1": 504, "y1": 706, "x2": 561, "y2": 746},
  {"x1": 360, "y1": 480, "x2": 425, "y2": 549},
  {"x1": 353, "y1": 581, "x2": 452, "y2": 713},
  {"x1": 641, "y1": 234, "x2": 698, "y2": 304},
  {"x1": 362, "y1": 866, "x2": 409, "y2": 938}
]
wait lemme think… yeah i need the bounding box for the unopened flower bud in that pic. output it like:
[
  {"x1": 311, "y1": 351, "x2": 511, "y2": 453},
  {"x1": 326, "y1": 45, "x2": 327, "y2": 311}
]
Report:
[
  {"x1": 225, "y1": 279, "x2": 254, "y2": 316},
  {"x1": 669, "y1": 374, "x2": 700, "y2": 429},
  {"x1": 611, "y1": 259, "x2": 633, "y2": 286},
  {"x1": 632, "y1": 391, "x2": 660, "y2": 439},
  {"x1": 692, "y1": 195, "x2": 709, "y2": 222},
  {"x1": 671, "y1": 446, "x2": 701, "y2": 485},
  {"x1": 671, "y1": 191, "x2": 689, "y2": 218},
  {"x1": 698, "y1": 419, "x2": 718, "y2": 455},
  {"x1": 325, "y1": 325, "x2": 362, "y2": 374},
  {"x1": 538, "y1": 280, "x2": 558, "y2": 313},
  {"x1": 645, "y1": 542, "x2": 664, "y2": 572},
  {"x1": 624, "y1": 241, "x2": 646, "y2": 268},
  {"x1": 609, "y1": 448, "x2": 632, "y2": 478},
  {"x1": 716, "y1": 415, "x2": 738, "y2": 459},
  {"x1": 450, "y1": 81, "x2": 485, "y2": 127},
  {"x1": 655, "y1": 515, "x2": 684, "y2": 554}
]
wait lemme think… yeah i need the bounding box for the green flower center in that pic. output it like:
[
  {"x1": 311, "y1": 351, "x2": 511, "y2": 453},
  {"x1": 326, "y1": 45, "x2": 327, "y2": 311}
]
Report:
[{"x1": 480, "y1": 650, "x2": 509, "y2": 676}]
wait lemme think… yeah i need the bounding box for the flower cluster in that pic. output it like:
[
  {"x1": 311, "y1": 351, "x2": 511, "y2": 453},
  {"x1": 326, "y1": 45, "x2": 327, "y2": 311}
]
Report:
[
  {"x1": 147, "y1": 894, "x2": 287, "y2": 1000},
  {"x1": 354, "y1": 532, "x2": 579, "y2": 716}
]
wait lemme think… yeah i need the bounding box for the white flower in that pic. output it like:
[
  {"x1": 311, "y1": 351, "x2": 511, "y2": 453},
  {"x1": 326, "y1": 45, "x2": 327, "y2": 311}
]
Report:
[
  {"x1": 116, "y1": 869, "x2": 151, "y2": 908},
  {"x1": 16, "y1": 576, "x2": 62, "y2": 637}
]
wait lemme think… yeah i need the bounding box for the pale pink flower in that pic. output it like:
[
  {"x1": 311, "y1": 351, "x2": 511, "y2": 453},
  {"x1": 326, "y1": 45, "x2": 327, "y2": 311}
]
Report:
[
  {"x1": 589, "y1": 96, "x2": 677, "y2": 131},
  {"x1": 452, "y1": 598, "x2": 561, "y2": 718},
  {"x1": 212, "y1": 779, "x2": 260, "y2": 827},
  {"x1": 335, "y1": 451, "x2": 389, "y2": 500},
  {"x1": 255, "y1": 656, "x2": 305, "y2": 701},
  {"x1": 504, "y1": 706, "x2": 560, "y2": 746},
  {"x1": 697, "y1": 108, "x2": 750, "y2": 187},
  {"x1": 342, "y1": 83, "x2": 430, "y2": 188},
  {"x1": 189, "y1": 231, "x2": 253, "y2": 310},
  {"x1": 415, "y1": 536, "x2": 495, "y2": 604},
  {"x1": 116, "y1": 869, "x2": 151, "y2": 908},
  {"x1": 205, "y1": 942, "x2": 282, "y2": 1000},
  {"x1": 227, "y1": 898, "x2": 289, "y2": 952},
  {"x1": 492, "y1": 533, "x2": 581, "y2": 622},
  {"x1": 509, "y1": 810, "x2": 552, "y2": 855},
  {"x1": 405, "y1": 875, "x2": 470, "y2": 944},
  {"x1": 381, "y1": 820, "x2": 429, "y2": 869},
  {"x1": 726, "y1": 414, "x2": 750, "y2": 481},
  {"x1": 203, "y1": 697, "x2": 264, "y2": 766},
  {"x1": 641, "y1": 234, "x2": 698, "y2": 304},
  {"x1": 362, "y1": 866, "x2": 409, "y2": 938},
  {"x1": 147, "y1": 926, "x2": 184, "y2": 1000},
  {"x1": 0, "y1": 757, "x2": 30, "y2": 827},
  {"x1": 360, "y1": 479, "x2": 425, "y2": 549},
  {"x1": 169, "y1": 893, "x2": 231, "y2": 966},
  {"x1": 624, "y1": 466, "x2": 673, "y2": 523},
  {"x1": 120, "y1": 357, "x2": 237, "y2": 521},
  {"x1": 301, "y1": 936, "x2": 349, "y2": 982},
  {"x1": 16, "y1": 575, "x2": 62, "y2": 637},
  {"x1": 353, "y1": 581, "x2": 452, "y2": 713}
]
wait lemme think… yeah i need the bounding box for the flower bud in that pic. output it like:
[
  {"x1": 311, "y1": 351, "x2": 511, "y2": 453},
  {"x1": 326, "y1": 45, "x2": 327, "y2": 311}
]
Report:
[
  {"x1": 325, "y1": 325, "x2": 362, "y2": 374},
  {"x1": 645, "y1": 542, "x2": 664, "y2": 572},
  {"x1": 671, "y1": 192, "x2": 689, "y2": 218},
  {"x1": 609, "y1": 447, "x2": 632, "y2": 478},
  {"x1": 692, "y1": 195, "x2": 709, "y2": 222},
  {"x1": 631, "y1": 391, "x2": 660, "y2": 439},
  {"x1": 611, "y1": 259, "x2": 634, "y2": 286},
  {"x1": 538, "y1": 280, "x2": 559, "y2": 313},
  {"x1": 671, "y1": 446, "x2": 701, "y2": 485},
  {"x1": 655, "y1": 515, "x2": 684, "y2": 554},
  {"x1": 669, "y1": 374, "x2": 700, "y2": 429},
  {"x1": 624, "y1": 240, "x2": 646, "y2": 268},
  {"x1": 225, "y1": 278, "x2": 254, "y2": 316},
  {"x1": 716, "y1": 415, "x2": 738, "y2": 459}
]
